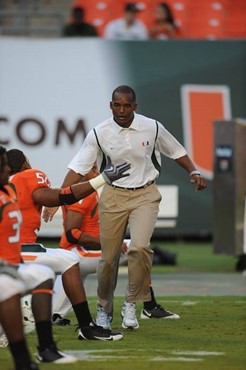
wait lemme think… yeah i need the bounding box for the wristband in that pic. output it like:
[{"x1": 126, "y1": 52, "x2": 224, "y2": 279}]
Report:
[
  {"x1": 190, "y1": 170, "x2": 201, "y2": 177},
  {"x1": 59, "y1": 187, "x2": 77, "y2": 205},
  {"x1": 66, "y1": 229, "x2": 83, "y2": 245},
  {"x1": 89, "y1": 174, "x2": 106, "y2": 190}
]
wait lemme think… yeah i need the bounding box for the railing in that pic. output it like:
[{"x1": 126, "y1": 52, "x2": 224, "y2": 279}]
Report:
[{"x1": 0, "y1": 10, "x2": 64, "y2": 37}]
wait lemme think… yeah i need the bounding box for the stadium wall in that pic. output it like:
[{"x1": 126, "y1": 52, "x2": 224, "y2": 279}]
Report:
[{"x1": 0, "y1": 38, "x2": 245, "y2": 237}]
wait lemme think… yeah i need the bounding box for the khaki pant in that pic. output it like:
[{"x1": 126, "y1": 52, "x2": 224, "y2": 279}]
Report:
[{"x1": 98, "y1": 183, "x2": 161, "y2": 314}]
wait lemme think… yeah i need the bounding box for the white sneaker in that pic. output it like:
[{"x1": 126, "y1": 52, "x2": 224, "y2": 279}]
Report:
[
  {"x1": 22, "y1": 301, "x2": 35, "y2": 334},
  {"x1": 0, "y1": 333, "x2": 8, "y2": 348},
  {"x1": 121, "y1": 302, "x2": 139, "y2": 329},
  {"x1": 96, "y1": 304, "x2": 112, "y2": 329}
]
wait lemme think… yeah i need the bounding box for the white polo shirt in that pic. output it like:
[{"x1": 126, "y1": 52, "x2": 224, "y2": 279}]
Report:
[
  {"x1": 104, "y1": 18, "x2": 148, "y2": 40},
  {"x1": 68, "y1": 113, "x2": 187, "y2": 188}
]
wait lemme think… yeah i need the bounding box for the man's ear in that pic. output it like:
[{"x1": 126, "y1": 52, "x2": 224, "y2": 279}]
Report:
[
  {"x1": 134, "y1": 103, "x2": 138, "y2": 111},
  {"x1": 110, "y1": 101, "x2": 113, "y2": 109}
]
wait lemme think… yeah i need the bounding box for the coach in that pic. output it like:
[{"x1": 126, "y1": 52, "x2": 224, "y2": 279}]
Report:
[{"x1": 47, "y1": 85, "x2": 206, "y2": 329}]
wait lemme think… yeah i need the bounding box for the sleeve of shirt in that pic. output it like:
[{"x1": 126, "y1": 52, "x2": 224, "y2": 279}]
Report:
[
  {"x1": 156, "y1": 122, "x2": 187, "y2": 159},
  {"x1": 26, "y1": 170, "x2": 50, "y2": 195},
  {"x1": 104, "y1": 22, "x2": 115, "y2": 40},
  {"x1": 68, "y1": 130, "x2": 99, "y2": 176},
  {"x1": 137, "y1": 21, "x2": 149, "y2": 39}
]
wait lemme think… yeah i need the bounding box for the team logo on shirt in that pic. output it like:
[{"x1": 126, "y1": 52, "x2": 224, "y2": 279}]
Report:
[
  {"x1": 142, "y1": 141, "x2": 149, "y2": 146},
  {"x1": 181, "y1": 84, "x2": 231, "y2": 180}
]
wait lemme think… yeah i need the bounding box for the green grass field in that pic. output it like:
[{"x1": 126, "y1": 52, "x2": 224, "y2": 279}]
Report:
[
  {"x1": 41, "y1": 239, "x2": 237, "y2": 273},
  {"x1": 1, "y1": 242, "x2": 244, "y2": 369},
  {"x1": 1, "y1": 296, "x2": 246, "y2": 370}
]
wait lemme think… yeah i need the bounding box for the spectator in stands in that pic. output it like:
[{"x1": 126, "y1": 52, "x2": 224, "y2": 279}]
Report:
[
  {"x1": 149, "y1": 3, "x2": 177, "y2": 40},
  {"x1": 63, "y1": 6, "x2": 98, "y2": 37},
  {"x1": 104, "y1": 2, "x2": 148, "y2": 40}
]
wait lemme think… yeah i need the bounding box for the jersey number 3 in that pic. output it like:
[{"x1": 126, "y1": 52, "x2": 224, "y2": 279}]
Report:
[{"x1": 8, "y1": 210, "x2": 22, "y2": 243}]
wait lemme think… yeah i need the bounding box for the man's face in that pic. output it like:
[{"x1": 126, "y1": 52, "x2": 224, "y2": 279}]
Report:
[
  {"x1": 110, "y1": 92, "x2": 137, "y2": 128},
  {"x1": 0, "y1": 154, "x2": 10, "y2": 186},
  {"x1": 124, "y1": 10, "x2": 137, "y2": 25}
]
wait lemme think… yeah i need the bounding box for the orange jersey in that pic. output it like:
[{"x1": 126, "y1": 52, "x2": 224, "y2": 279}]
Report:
[
  {"x1": 10, "y1": 169, "x2": 50, "y2": 243},
  {"x1": 60, "y1": 191, "x2": 100, "y2": 250},
  {"x1": 0, "y1": 185, "x2": 22, "y2": 264}
]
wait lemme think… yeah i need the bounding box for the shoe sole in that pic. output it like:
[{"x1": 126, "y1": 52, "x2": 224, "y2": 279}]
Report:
[
  {"x1": 140, "y1": 312, "x2": 180, "y2": 319},
  {"x1": 122, "y1": 322, "x2": 139, "y2": 329},
  {"x1": 78, "y1": 333, "x2": 123, "y2": 341}
]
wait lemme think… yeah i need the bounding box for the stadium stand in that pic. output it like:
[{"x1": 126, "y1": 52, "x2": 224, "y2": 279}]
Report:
[{"x1": 0, "y1": 0, "x2": 245, "y2": 38}]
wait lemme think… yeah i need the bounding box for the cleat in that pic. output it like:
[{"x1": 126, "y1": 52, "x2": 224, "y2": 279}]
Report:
[
  {"x1": 96, "y1": 304, "x2": 112, "y2": 329},
  {"x1": 78, "y1": 322, "x2": 123, "y2": 341},
  {"x1": 0, "y1": 333, "x2": 8, "y2": 348},
  {"x1": 36, "y1": 343, "x2": 77, "y2": 364},
  {"x1": 52, "y1": 314, "x2": 70, "y2": 326},
  {"x1": 140, "y1": 304, "x2": 180, "y2": 319},
  {"x1": 121, "y1": 302, "x2": 139, "y2": 329}
]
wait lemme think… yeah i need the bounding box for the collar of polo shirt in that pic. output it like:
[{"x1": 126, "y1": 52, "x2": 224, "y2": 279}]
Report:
[{"x1": 111, "y1": 113, "x2": 139, "y2": 132}]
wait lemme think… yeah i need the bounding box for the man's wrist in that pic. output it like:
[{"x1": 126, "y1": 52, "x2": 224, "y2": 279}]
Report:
[
  {"x1": 89, "y1": 174, "x2": 106, "y2": 190},
  {"x1": 190, "y1": 170, "x2": 201, "y2": 177}
]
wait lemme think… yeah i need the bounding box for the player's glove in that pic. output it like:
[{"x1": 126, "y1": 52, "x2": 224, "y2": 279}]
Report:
[
  {"x1": 102, "y1": 156, "x2": 131, "y2": 184},
  {"x1": 0, "y1": 260, "x2": 21, "y2": 280}
]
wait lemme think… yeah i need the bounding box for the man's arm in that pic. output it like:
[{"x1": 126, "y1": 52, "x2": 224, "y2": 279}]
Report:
[
  {"x1": 37, "y1": 158, "x2": 131, "y2": 207},
  {"x1": 65, "y1": 210, "x2": 101, "y2": 250},
  {"x1": 62, "y1": 169, "x2": 83, "y2": 187},
  {"x1": 175, "y1": 155, "x2": 206, "y2": 191}
]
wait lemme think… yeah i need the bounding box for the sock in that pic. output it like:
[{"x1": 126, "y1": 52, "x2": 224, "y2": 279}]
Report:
[
  {"x1": 9, "y1": 339, "x2": 32, "y2": 369},
  {"x1": 143, "y1": 286, "x2": 158, "y2": 311},
  {"x1": 72, "y1": 301, "x2": 93, "y2": 327},
  {"x1": 35, "y1": 321, "x2": 53, "y2": 350}
]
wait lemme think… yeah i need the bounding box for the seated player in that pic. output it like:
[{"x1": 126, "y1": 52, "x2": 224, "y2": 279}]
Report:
[
  {"x1": 0, "y1": 261, "x2": 39, "y2": 370},
  {"x1": 6, "y1": 149, "x2": 130, "y2": 341},
  {"x1": 0, "y1": 146, "x2": 77, "y2": 364},
  {"x1": 51, "y1": 164, "x2": 180, "y2": 330}
]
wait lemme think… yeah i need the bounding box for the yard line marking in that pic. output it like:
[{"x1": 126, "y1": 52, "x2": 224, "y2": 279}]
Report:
[
  {"x1": 67, "y1": 351, "x2": 205, "y2": 362},
  {"x1": 67, "y1": 349, "x2": 225, "y2": 363},
  {"x1": 181, "y1": 301, "x2": 198, "y2": 305},
  {"x1": 172, "y1": 351, "x2": 225, "y2": 356},
  {"x1": 151, "y1": 356, "x2": 203, "y2": 362}
]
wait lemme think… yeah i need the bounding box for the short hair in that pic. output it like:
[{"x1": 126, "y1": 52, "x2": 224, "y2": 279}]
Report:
[
  {"x1": 112, "y1": 85, "x2": 136, "y2": 102},
  {"x1": 6, "y1": 149, "x2": 26, "y2": 175}
]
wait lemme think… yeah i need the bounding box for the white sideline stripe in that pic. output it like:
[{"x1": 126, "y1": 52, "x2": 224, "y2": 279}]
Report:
[
  {"x1": 172, "y1": 351, "x2": 225, "y2": 356},
  {"x1": 181, "y1": 301, "x2": 198, "y2": 305},
  {"x1": 151, "y1": 356, "x2": 203, "y2": 362},
  {"x1": 67, "y1": 351, "x2": 204, "y2": 362},
  {"x1": 67, "y1": 349, "x2": 224, "y2": 362}
]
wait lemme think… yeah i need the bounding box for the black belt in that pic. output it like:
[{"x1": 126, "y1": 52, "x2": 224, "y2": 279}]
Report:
[{"x1": 110, "y1": 180, "x2": 155, "y2": 191}]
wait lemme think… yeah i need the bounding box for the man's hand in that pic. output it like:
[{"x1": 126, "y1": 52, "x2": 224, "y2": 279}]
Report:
[
  {"x1": 102, "y1": 156, "x2": 131, "y2": 184},
  {"x1": 190, "y1": 174, "x2": 206, "y2": 191},
  {"x1": 42, "y1": 206, "x2": 59, "y2": 222}
]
